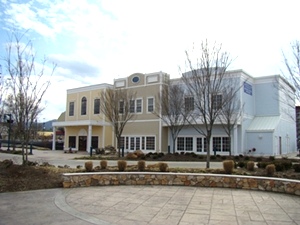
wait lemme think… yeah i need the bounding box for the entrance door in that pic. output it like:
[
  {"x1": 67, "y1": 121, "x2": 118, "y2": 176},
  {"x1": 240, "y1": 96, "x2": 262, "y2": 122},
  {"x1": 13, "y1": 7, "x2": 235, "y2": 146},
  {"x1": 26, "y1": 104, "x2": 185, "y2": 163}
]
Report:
[{"x1": 79, "y1": 136, "x2": 87, "y2": 151}]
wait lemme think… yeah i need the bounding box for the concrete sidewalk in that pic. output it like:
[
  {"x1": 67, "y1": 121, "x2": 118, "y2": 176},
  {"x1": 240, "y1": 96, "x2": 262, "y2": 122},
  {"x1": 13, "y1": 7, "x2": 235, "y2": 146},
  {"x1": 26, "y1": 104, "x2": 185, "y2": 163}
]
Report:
[
  {"x1": 0, "y1": 186, "x2": 300, "y2": 225},
  {"x1": 0, "y1": 150, "x2": 226, "y2": 169}
]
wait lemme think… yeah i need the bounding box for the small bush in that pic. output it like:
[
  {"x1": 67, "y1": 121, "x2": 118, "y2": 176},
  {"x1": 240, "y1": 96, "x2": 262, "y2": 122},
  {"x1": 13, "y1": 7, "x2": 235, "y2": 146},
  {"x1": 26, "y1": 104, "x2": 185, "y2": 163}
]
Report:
[
  {"x1": 174, "y1": 152, "x2": 179, "y2": 156},
  {"x1": 117, "y1": 160, "x2": 127, "y2": 171},
  {"x1": 221, "y1": 156, "x2": 227, "y2": 160},
  {"x1": 158, "y1": 152, "x2": 165, "y2": 158},
  {"x1": 292, "y1": 164, "x2": 300, "y2": 172},
  {"x1": 234, "y1": 155, "x2": 239, "y2": 160},
  {"x1": 152, "y1": 155, "x2": 158, "y2": 160},
  {"x1": 256, "y1": 157, "x2": 262, "y2": 162},
  {"x1": 210, "y1": 155, "x2": 217, "y2": 160},
  {"x1": 257, "y1": 161, "x2": 269, "y2": 169},
  {"x1": 198, "y1": 155, "x2": 204, "y2": 159},
  {"x1": 134, "y1": 150, "x2": 145, "y2": 158},
  {"x1": 266, "y1": 164, "x2": 276, "y2": 176},
  {"x1": 180, "y1": 151, "x2": 185, "y2": 155},
  {"x1": 239, "y1": 154, "x2": 244, "y2": 158},
  {"x1": 223, "y1": 160, "x2": 234, "y2": 174},
  {"x1": 137, "y1": 160, "x2": 146, "y2": 171},
  {"x1": 216, "y1": 154, "x2": 221, "y2": 158},
  {"x1": 100, "y1": 160, "x2": 107, "y2": 169},
  {"x1": 244, "y1": 156, "x2": 250, "y2": 161},
  {"x1": 237, "y1": 161, "x2": 245, "y2": 168},
  {"x1": 269, "y1": 156, "x2": 275, "y2": 161},
  {"x1": 247, "y1": 161, "x2": 255, "y2": 171},
  {"x1": 274, "y1": 160, "x2": 293, "y2": 171},
  {"x1": 140, "y1": 155, "x2": 146, "y2": 160},
  {"x1": 158, "y1": 162, "x2": 168, "y2": 172},
  {"x1": 126, "y1": 152, "x2": 138, "y2": 160},
  {"x1": 85, "y1": 161, "x2": 93, "y2": 172}
]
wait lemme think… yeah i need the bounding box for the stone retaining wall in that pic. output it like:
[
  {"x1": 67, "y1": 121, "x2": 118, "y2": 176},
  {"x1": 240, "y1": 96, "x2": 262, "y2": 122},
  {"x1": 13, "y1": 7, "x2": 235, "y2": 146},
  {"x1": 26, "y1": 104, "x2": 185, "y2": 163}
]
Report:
[{"x1": 62, "y1": 172, "x2": 300, "y2": 195}]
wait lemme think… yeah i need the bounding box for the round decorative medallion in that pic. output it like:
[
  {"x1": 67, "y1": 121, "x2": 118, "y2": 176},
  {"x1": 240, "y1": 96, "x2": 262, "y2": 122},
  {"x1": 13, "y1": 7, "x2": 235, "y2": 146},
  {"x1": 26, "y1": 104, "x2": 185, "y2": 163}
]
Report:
[{"x1": 132, "y1": 76, "x2": 140, "y2": 83}]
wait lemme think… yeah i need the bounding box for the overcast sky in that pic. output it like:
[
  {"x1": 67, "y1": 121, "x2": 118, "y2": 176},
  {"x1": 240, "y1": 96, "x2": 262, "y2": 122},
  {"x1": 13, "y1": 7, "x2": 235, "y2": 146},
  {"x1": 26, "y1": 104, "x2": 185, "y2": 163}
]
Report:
[{"x1": 0, "y1": 0, "x2": 300, "y2": 122}]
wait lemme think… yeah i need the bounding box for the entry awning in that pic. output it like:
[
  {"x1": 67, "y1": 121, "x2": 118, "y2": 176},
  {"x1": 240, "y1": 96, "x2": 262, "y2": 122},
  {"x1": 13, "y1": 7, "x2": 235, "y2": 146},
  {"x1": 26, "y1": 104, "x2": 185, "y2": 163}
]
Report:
[{"x1": 246, "y1": 116, "x2": 280, "y2": 132}]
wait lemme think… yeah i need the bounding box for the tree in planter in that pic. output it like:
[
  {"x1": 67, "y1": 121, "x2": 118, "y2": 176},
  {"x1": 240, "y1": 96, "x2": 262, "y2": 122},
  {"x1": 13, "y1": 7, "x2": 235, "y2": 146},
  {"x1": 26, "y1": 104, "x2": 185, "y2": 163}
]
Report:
[
  {"x1": 100, "y1": 87, "x2": 136, "y2": 157},
  {"x1": 153, "y1": 79, "x2": 190, "y2": 153},
  {"x1": 2, "y1": 30, "x2": 56, "y2": 164},
  {"x1": 182, "y1": 40, "x2": 235, "y2": 168}
]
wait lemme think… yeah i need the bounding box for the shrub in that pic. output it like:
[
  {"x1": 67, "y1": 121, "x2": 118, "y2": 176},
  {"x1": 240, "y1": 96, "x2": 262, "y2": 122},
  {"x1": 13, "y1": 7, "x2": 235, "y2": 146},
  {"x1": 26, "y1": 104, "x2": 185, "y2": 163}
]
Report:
[
  {"x1": 100, "y1": 160, "x2": 108, "y2": 169},
  {"x1": 293, "y1": 164, "x2": 300, "y2": 172},
  {"x1": 133, "y1": 150, "x2": 145, "y2": 158},
  {"x1": 174, "y1": 152, "x2": 179, "y2": 156},
  {"x1": 180, "y1": 151, "x2": 185, "y2": 155},
  {"x1": 158, "y1": 162, "x2": 168, "y2": 172},
  {"x1": 137, "y1": 160, "x2": 146, "y2": 171},
  {"x1": 256, "y1": 157, "x2": 262, "y2": 162},
  {"x1": 221, "y1": 156, "x2": 227, "y2": 160},
  {"x1": 247, "y1": 161, "x2": 255, "y2": 171},
  {"x1": 210, "y1": 155, "x2": 217, "y2": 160},
  {"x1": 266, "y1": 164, "x2": 276, "y2": 176},
  {"x1": 117, "y1": 160, "x2": 127, "y2": 171},
  {"x1": 239, "y1": 154, "x2": 244, "y2": 158},
  {"x1": 234, "y1": 155, "x2": 240, "y2": 160},
  {"x1": 244, "y1": 156, "x2": 250, "y2": 161},
  {"x1": 126, "y1": 152, "x2": 138, "y2": 160},
  {"x1": 274, "y1": 160, "x2": 293, "y2": 171},
  {"x1": 223, "y1": 160, "x2": 234, "y2": 174},
  {"x1": 257, "y1": 161, "x2": 269, "y2": 169},
  {"x1": 237, "y1": 161, "x2": 245, "y2": 168},
  {"x1": 269, "y1": 156, "x2": 275, "y2": 161},
  {"x1": 158, "y1": 152, "x2": 165, "y2": 158},
  {"x1": 152, "y1": 155, "x2": 158, "y2": 160},
  {"x1": 85, "y1": 161, "x2": 93, "y2": 172},
  {"x1": 198, "y1": 155, "x2": 204, "y2": 159},
  {"x1": 216, "y1": 154, "x2": 221, "y2": 158}
]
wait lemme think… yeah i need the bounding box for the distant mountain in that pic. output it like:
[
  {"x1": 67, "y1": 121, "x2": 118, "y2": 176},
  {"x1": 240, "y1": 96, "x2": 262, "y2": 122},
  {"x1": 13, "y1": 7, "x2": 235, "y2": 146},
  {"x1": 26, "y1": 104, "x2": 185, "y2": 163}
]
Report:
[{"x1": 39, "y1": 120, "x2": 56, "y2": 131}]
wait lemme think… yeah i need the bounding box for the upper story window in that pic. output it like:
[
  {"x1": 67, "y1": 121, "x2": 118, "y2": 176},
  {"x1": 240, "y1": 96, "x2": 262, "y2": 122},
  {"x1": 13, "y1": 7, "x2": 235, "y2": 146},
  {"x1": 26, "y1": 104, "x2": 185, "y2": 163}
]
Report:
[
  {"x1": 69, "y1": 102, "x2": 74, "y2": 116},
  {"x1": 130, "y1": 100, "x2": 135, "y2": 113},
  {"x1": 136, "y1": 99, "x2": 142, "y2": 113},
  {"x1": 147, "y1": 97, "x2": 154, "y2": 112},
  {"x1": 132, "y1": 76, "x2": 140, "y2": 83},
  {"x1": 81, "y1": 97, "x2": 87, "y2": 115},
  {"x1": 212, "y1": 94, "x2": 222, "y2": 110},
  {"x1": 185, "y1": 96, "x2": 194, "y2": 112},
  {"x1": 119, "y1": 101, "x2": 124, "y2": 114},
  {"x1": 94, "y1": 99, "x2": 100, "y2": 114}
]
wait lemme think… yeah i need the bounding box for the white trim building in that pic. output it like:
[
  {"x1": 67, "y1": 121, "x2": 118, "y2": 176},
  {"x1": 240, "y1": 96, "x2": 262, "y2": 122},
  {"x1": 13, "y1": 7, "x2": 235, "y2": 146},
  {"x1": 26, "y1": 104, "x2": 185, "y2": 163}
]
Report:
[{"x1": 53, "y1": 69, "x2": 297, "y2": 156}]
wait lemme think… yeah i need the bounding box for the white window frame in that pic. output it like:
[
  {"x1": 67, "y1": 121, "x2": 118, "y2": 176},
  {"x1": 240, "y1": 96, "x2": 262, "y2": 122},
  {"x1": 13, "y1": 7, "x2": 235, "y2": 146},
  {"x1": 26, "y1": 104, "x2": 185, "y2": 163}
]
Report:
[
  {"x1": 147, "y1": 97, "x2": 154, "y2": 113},
  {"x1": 136, "y1": 98, "x2": 143, "y2": 113}
]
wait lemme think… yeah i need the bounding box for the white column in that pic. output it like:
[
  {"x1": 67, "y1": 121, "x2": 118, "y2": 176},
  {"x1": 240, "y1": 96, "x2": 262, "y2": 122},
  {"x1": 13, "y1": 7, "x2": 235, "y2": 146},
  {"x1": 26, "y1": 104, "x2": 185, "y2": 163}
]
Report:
[
  {"x1": 52, "y1": 126, "x2": 56, "y2": 151},
  {"x1": 233, "y1": 125, "x2": 238, "y2": 155},
  {"x1": 87, "y1": 125, "x2": 92, "y2": 152}
]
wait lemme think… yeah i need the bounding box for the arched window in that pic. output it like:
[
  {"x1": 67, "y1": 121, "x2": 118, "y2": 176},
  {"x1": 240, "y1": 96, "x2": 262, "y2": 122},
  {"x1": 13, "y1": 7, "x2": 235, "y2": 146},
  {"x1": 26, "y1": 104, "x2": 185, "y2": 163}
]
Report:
[{"x1": 81, "y1": 97, "x2": 87, "y2": 115}]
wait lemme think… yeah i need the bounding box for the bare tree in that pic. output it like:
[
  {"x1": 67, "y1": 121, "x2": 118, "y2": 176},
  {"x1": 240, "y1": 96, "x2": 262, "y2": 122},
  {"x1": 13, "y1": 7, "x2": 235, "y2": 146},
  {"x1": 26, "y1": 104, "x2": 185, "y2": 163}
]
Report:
[
  {"x1": 182, "y1": 40, "x2": 233, "y2": 168},
  {"x1": 218, "y1": 84, "x2": 243, "y2": 156},
  {"x1": 2, "y1": 30, "x2": 55, "y2": 164},
  {"x1": 100, "y1": 87, "x2": 136, "y2": 157},
  {"x1": 282, "y1": 40, "x2": 300, "y2": 101},
  {"x1": 153, "y1": 79, "x2": 190, "y2": 153}
]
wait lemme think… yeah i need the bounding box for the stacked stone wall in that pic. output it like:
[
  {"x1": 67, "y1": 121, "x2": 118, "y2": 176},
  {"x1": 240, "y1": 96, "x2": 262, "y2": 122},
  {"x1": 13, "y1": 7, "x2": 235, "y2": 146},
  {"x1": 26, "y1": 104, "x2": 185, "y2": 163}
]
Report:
[{"x1": 62, "y1": 172, "x2": 300, "y2": 195}]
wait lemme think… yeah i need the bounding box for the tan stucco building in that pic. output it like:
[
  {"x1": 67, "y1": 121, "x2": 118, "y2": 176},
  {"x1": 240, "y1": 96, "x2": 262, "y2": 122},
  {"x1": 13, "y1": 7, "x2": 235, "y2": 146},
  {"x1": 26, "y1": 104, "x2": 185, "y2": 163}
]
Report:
[{"x1": 52, "y1": 72, "x2": 169, "y2": 152}]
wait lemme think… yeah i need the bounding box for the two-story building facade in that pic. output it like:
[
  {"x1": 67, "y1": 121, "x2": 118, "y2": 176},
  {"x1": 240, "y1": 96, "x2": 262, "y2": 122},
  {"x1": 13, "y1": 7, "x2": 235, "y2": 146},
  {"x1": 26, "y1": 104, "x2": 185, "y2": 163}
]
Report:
[{"x1": 52, "y1": 69, "x2": 297, "y2": 156}]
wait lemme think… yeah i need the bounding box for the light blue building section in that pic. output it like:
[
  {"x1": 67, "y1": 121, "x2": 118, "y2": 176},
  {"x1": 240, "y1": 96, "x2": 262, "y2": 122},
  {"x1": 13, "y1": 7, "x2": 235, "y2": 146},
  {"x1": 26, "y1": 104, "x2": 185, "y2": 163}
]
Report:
[{"x1": 168, "y1": 70, "x2": 297, "y2": 156}]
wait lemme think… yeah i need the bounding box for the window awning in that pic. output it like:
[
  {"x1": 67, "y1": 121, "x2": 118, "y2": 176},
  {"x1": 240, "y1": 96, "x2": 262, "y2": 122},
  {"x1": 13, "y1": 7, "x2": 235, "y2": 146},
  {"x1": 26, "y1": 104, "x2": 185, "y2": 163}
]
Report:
[{"x1": 246, "y1": 116, "x2": 280, "y2": 132}]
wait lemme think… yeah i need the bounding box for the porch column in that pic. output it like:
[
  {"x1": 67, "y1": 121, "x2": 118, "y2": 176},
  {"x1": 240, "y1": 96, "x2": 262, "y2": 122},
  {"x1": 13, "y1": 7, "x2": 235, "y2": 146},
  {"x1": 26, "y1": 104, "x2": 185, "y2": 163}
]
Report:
[
  {"x1": 87, "y1": 125, "x2": 92, "y2": 152},
  {"x1": 52, "y1": 126, "x2": 56, "y2": 151},
  {"x1": 233, "y1": 125, "x2": 238, "y2": 155}
]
